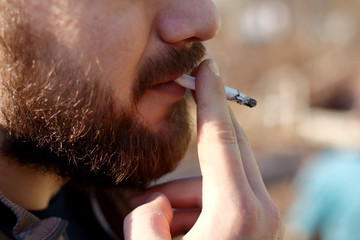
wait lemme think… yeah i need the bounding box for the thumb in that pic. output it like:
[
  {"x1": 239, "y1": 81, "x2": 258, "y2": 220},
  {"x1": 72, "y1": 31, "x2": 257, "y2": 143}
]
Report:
[{"x1": 124, "y1": 193, "x2": 173, "y2": 240}]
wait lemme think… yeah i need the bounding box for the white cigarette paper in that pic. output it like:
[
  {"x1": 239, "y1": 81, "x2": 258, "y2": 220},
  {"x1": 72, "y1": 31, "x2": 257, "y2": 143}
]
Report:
[{"x1": 175, "y1": 75, "x2": 257, "y2": 108}]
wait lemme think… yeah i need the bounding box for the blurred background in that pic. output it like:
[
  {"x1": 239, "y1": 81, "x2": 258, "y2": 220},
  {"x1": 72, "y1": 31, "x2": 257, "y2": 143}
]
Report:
[{"x1": 161, "y1": 0, "x2": 360, "y2": 239}]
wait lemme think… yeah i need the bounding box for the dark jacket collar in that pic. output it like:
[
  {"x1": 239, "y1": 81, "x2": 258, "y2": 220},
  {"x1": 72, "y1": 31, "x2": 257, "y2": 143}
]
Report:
[{"x1": 0, "y1": 192, "x2": 68, "y2": 240}]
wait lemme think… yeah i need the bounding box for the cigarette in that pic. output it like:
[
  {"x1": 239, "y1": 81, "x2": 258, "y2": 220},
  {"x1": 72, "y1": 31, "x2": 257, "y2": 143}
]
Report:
[{"x1": 175, "y1": 75, "x2": 257, "y2": 108}]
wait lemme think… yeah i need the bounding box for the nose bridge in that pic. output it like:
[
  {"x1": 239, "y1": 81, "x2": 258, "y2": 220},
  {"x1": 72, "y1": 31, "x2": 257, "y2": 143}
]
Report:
[{"x1": 156, "y1": 0, "x2": 221, "y2": 44}]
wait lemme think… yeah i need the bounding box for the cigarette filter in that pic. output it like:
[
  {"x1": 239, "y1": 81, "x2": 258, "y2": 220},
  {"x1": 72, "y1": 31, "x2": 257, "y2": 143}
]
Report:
[{"x1": 175, "y1": 75, "x2": 257, "y2": 108}]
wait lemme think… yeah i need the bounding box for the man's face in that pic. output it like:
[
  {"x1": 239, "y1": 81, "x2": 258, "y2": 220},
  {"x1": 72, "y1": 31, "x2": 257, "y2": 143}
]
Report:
[{"x1": 0, "y1": 0, "x2": 220, "y2": 187}]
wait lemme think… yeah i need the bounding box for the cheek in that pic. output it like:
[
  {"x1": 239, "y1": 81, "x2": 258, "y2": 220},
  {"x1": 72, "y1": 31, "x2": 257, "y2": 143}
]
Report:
[
  {"x1": 29, "y1": 1, "x2": 154, "y2": 119},
  {"x1": 31, "y1": 1, "x2": 87, "y2": 49},
  {"x1": 84, "y1": 8, "x2": 153, "y2": 107}
]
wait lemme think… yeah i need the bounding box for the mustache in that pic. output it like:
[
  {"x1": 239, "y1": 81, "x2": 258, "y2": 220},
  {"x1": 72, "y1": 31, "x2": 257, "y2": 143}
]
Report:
[{"x1": 133, "y1": 42, "x2": 206, "y2": 103}]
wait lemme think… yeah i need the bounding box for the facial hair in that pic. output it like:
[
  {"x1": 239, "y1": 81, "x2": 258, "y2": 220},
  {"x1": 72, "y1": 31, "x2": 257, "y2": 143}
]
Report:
[{"x1": 0, "y1": 3, "x2": 206, "y2": 188}]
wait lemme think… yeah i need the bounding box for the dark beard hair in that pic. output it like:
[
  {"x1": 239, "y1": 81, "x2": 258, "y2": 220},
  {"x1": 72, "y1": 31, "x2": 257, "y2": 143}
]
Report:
[{"x1": 0, "y1": 3, "x2": 206, "y2": 188}]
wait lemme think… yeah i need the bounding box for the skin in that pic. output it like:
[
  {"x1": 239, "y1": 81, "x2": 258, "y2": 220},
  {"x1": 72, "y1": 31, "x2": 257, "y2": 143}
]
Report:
[
  {"x1": 0, "y1": 158, "x2": 65, "y2": 210},
  {"x1": 124, "y1": 60, "x2": 284, "y2": 239},
  {"x1": 0, "y1": 0, "x2": 219, "y2": 205},
  {"x1": 23, "y1": 0, "x2": 219, "y2": 131},
  {"x1": 0, "y1": 0, "x2": 284, "y2": 239}
]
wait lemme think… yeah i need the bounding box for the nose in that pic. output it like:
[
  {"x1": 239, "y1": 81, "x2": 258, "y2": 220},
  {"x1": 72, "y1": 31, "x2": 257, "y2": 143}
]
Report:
[{"x1": 156, "y1": 0, "x2": 221, "y2": 44}]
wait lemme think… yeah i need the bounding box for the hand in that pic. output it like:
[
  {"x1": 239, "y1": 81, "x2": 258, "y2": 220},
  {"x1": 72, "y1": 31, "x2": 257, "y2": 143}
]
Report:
[{"x1": 123, "y1": 59, "x2": 284, "y2": 239}]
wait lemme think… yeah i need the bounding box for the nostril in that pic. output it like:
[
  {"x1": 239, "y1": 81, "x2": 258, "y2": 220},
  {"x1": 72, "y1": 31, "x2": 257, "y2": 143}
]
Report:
[
  {"x1": 186, "y1": 37, "x2": 201, "y2": 43},
  {"x1": 156, "y1": 1, "x2": 221, "y2": 44}
]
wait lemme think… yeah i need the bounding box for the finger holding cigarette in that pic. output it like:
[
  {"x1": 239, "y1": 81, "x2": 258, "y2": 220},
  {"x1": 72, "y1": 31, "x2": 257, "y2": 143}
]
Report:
[
  {"x1": 192, "y1": 59, "x2": 283, "y2": 239},
  {"x1": 123, "y1": 60, "x2": 283, "y2": 240},
  {"x1": 175, "y1": 75, "x2": 257, "y2": 108}
]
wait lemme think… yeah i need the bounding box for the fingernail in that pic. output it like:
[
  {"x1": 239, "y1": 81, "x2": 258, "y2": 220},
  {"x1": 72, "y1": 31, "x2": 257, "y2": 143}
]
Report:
[{"x1": 208, "y1": 59, "x2": 220, "y2": 77}]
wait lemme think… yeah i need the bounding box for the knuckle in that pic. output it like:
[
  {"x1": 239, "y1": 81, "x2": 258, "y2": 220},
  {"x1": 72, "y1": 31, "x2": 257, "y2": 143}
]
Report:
[
  {"x1": 238, "y1": 199, "x2": 261, "y2": 235},
  {"x1": 227, "y1": 196, "x2": 284, "y2": 239},
  {"x1": 200, "y1": 119, "x2": 237, "y2": 145},
  {"x1": 265, "y1": 200, "x2": 284, "y2": 238},
  {"x1": 222, "y1": 195, "x2": 261, "y2": 237},
  {"x1": 125, "y1": 193, "x2": 173, "y2": 223}
]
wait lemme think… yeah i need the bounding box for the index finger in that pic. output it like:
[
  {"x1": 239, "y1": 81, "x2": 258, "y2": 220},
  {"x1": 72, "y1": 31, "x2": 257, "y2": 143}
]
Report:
[{"x1": 194, "y1": 60, "x2": 250, "y2": 200}]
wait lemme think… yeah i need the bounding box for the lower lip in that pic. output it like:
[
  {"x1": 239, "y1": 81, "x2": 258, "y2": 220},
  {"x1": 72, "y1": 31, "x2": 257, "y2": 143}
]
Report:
[{"x1": 150, "y1": 81, "x2": 187, "y2": 98}]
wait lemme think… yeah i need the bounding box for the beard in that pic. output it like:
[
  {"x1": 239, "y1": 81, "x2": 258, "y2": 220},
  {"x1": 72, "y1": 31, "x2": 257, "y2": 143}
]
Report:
[{"x1": 0, "y1": 4, "x2": 206, "y2": 188}]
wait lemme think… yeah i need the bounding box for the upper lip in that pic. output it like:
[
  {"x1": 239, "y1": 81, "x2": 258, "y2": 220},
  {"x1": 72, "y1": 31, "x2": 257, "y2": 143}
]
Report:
[{"x1": 152, "y1": 73, "x2": 186, "y2": 87}]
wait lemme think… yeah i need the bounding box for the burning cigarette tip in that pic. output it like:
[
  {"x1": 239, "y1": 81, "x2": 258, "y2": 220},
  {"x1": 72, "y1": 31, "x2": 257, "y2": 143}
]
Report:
[{"x1": 246, "y1": 98, "x2": 257, "y2": 108}]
